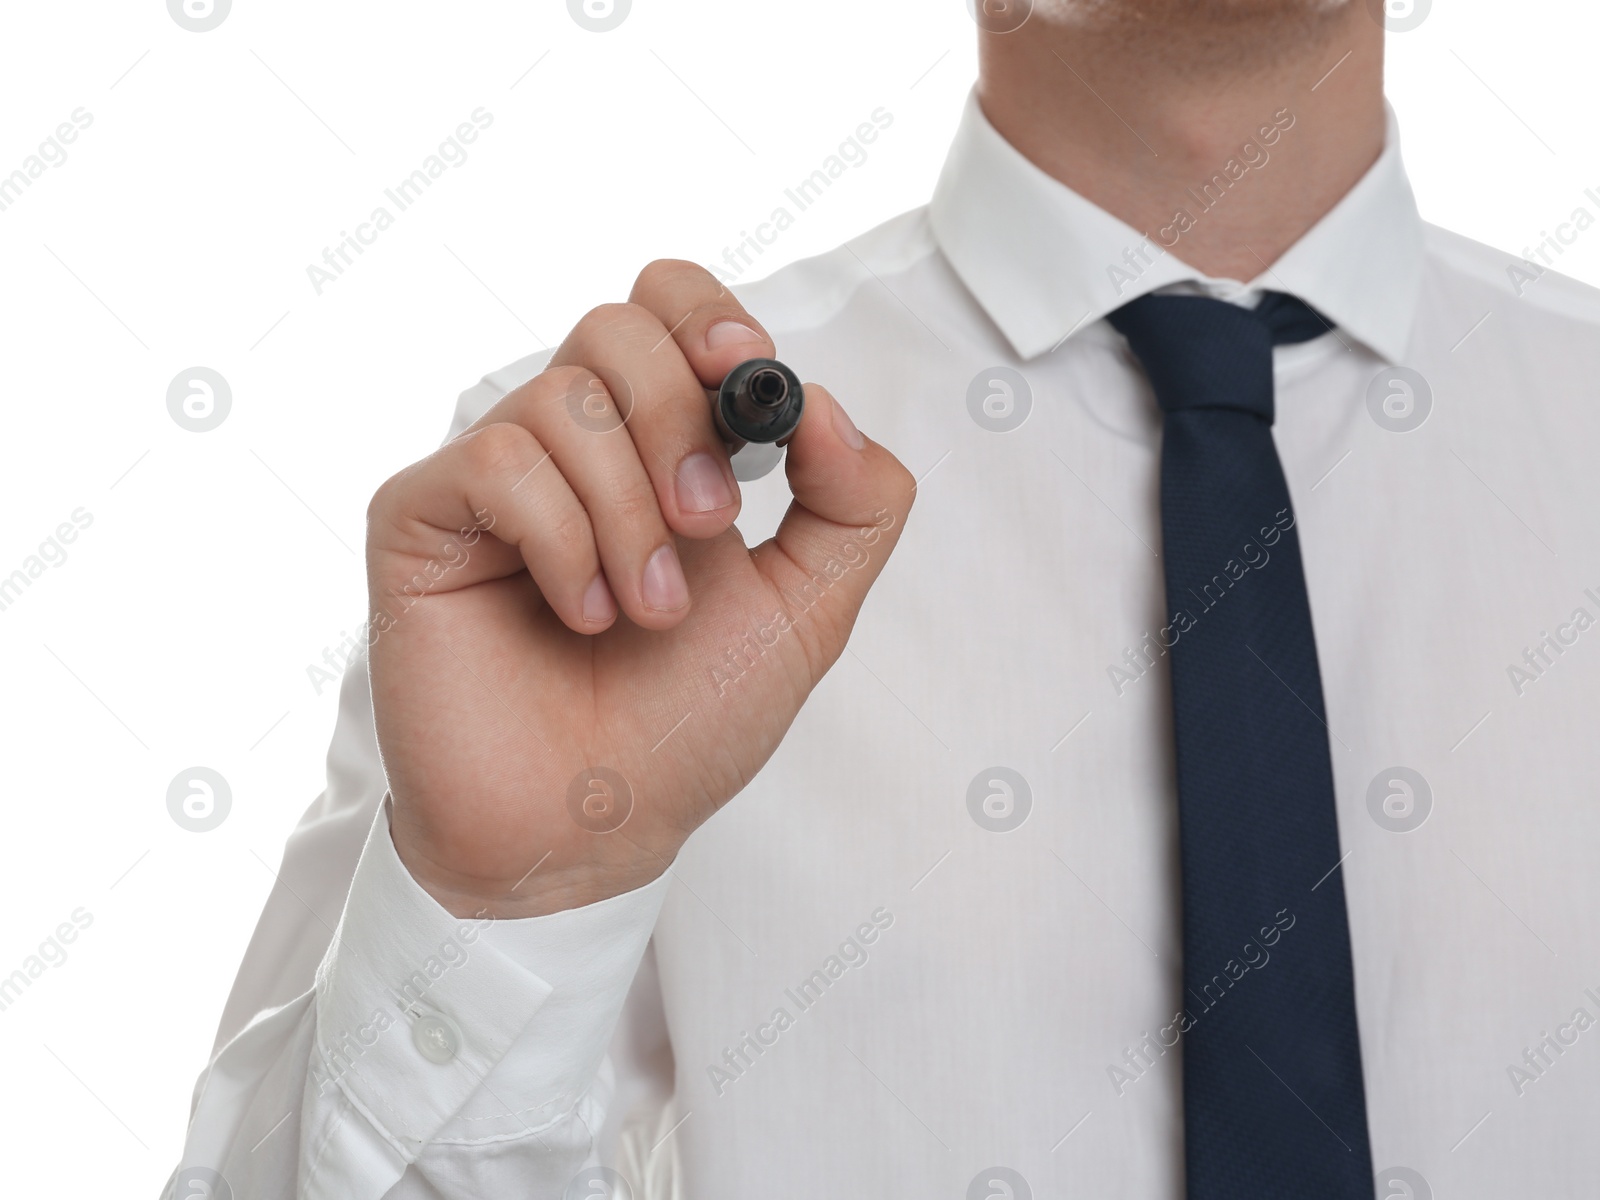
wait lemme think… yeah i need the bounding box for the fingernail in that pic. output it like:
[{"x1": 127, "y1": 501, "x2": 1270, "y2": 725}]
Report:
[
  {"x1": 642, "y1": 543, "x2": 689, "y2": 612},
  {"x1": 705, "y1": 320, "x2": 766, "y2": 350},
  {"x1": 676, "y1": 451, "x2": 735, "y2": 513},
  {"x1": 582, "y1": 573, "x2": 615, "y2": 624},
  {"x1": 832, "y1": 394, "x2": 865, "y2": 450}
]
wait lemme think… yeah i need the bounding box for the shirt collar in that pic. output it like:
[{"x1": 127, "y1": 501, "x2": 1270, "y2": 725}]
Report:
[{"x1": 928, "y1": 89, "x2": 1424, "y2": 365}]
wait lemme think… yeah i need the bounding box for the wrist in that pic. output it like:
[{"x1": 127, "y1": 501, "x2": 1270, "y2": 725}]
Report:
[{"x1": 388, "y1": 820, "x2": 670, "y2": 920}]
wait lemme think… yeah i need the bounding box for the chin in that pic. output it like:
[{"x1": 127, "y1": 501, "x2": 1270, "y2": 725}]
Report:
[{"x1": 1028, "y1": 0, "x2": 1354, "y2": 24}]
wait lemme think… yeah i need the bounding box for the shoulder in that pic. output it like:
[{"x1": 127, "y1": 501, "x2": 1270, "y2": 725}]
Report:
[
  {"x1": 1413, "y1": 220, "x2": 1600, "y2": 471},
  {"x1": 1421, "y1": 220, "x2": 1600, "y2": 329},
  {"x1": 731, "y1": 205, "x2": 941, "y2": 338}
]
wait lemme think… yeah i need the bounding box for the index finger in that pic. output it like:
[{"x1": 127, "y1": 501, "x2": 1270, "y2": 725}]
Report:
[{"x1": 628, "y1": 259, "x2": 777, "y2": 390}]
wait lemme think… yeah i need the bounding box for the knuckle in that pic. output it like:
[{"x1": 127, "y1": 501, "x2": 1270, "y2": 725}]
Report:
[
  {"x1": 633, "y1": 258, "x2": 702, "y2": 294},
  {"x1": 575, "y1": 301, "x2": 655, "y2": 348},
  {"x1": 529, "y1": 363, "x2": 608, "y2": 423},
  {"x1": 366, "y1": 470, "x2": 405, "y2": 525},
  {"x1": 463, "y1": 422, "x2": 537, "y2": 480},
  {"x1": 895, "y1": 460, "x2": 917, "y2": 513},
  {"x1": 605, "y1": 481, "x2": 664, "y2": 531},
  {"x1": 542, "y1": 504, "x2": 593, "y2": 560},
  {"x1": 539, "y1": 362, "x2": 599, "y2": 396}
]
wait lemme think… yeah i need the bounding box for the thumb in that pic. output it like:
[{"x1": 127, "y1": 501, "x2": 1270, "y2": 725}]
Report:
[{"x1": 751, "y1": 383, "x2": 916, "y2": 658}]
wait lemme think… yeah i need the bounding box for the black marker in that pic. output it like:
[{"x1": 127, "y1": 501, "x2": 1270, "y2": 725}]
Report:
[{"x1": 712, "y1": 358, "x2": 804, "y2": 449}]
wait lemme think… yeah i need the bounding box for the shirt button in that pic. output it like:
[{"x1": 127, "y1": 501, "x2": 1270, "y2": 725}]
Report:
[{"x1": 411, "y1": 1013, "x2": 462, "y2": 1064}]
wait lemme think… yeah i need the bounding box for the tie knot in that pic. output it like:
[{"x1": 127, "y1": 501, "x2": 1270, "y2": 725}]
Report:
[{"x1": 1106, "y1": 291, "x2": 1332, "y2": 422}]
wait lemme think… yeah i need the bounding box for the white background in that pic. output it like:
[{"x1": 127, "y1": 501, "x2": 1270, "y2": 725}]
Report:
[{"x1": 0, "y1": 1, "x2": 1595, "y2": 1194}]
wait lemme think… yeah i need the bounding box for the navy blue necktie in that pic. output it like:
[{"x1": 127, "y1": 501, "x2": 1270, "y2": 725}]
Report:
[{"x1": 1107, "y1": 292, "x2": 1375, "y2": 1199}]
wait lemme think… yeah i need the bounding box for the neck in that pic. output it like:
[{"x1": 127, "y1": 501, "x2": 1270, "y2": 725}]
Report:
[{"x1": 977, "y1": 6, "x2": 1386, "y2": 282}]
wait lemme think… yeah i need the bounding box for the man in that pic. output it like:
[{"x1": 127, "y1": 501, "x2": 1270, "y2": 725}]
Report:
[{"x1": 171, "y1": 2, "x2": 1600, "y2": 1197}]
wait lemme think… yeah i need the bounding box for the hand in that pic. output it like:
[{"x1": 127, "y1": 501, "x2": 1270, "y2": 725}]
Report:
[{"x1": 365, "y1": 260, "x2": 916, "y2": 917}]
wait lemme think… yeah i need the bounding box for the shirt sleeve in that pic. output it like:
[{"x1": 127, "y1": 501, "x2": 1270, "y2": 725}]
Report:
[
  {"x1": 300, "y1": 798, "x2": 671, "y2": 1198},
  {"x1": 167, "y1": 351, "x2": 678, "y2": 1200}
]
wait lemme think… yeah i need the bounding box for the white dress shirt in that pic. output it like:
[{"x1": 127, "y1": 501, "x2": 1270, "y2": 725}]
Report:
[{"x1": 170, "y1": 91, "x2": 1600, "y2": 1199}]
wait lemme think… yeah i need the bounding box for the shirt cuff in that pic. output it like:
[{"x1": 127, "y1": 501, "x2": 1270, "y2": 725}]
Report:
[{"x1": 313, "y1": 795, "x2": 670, "y2": 1159}]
